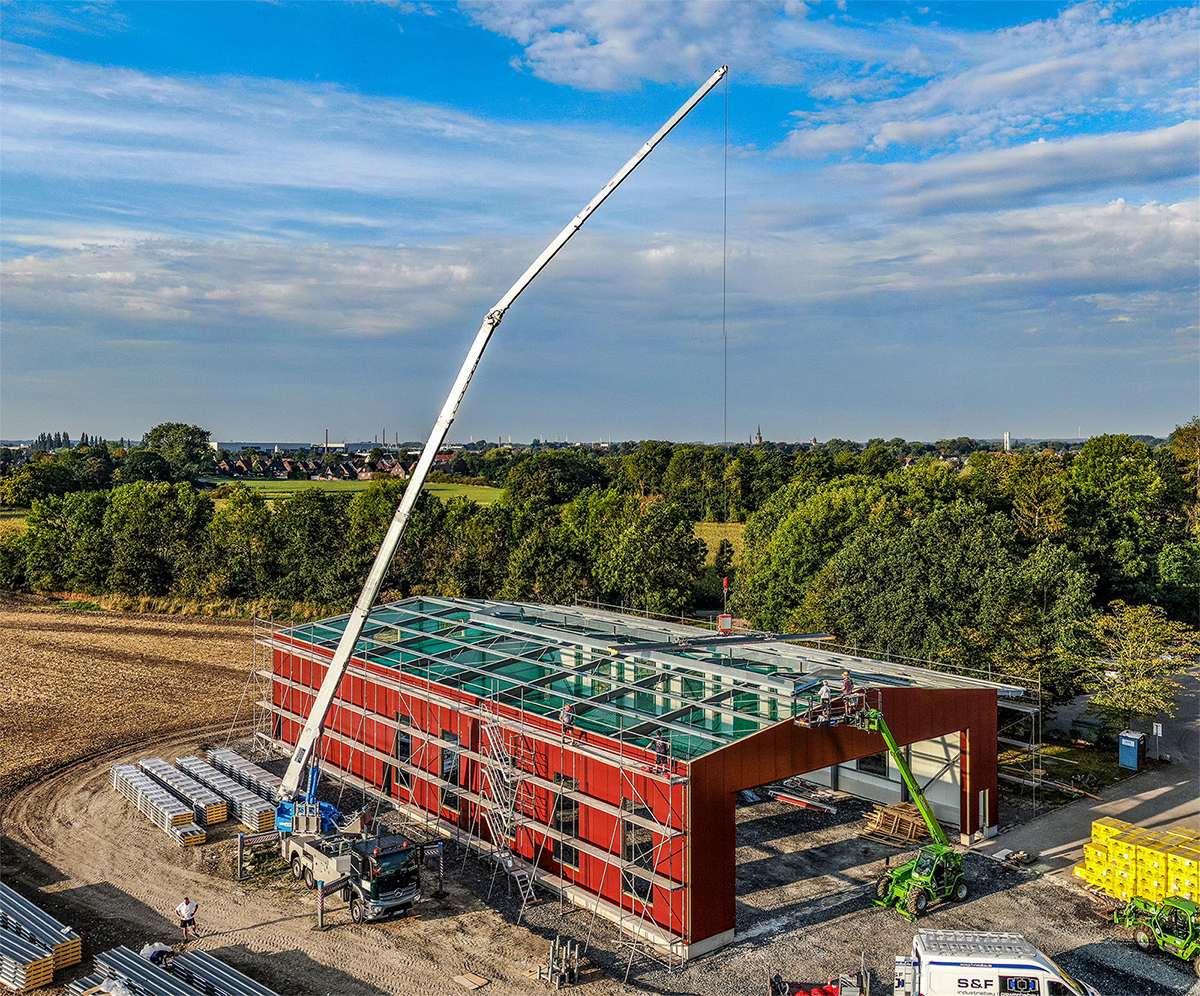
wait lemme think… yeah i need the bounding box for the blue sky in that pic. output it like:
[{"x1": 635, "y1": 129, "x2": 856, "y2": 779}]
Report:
[{"x1": 1, "y1": 1, "x2": 1196, "y2": 445}]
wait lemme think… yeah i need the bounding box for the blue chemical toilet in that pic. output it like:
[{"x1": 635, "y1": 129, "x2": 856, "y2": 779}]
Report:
[{"x1": 1118, "y1": 730, "x2": 1146, "y2": 771}]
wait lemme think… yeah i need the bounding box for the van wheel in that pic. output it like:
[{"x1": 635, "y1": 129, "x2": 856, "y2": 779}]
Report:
[
  {"x1": 1134, "y1": 929, "x2": 1154, "y2": 951},
  {"x1": 303, "y1": 868, "x2": 316, "y2": 890},
  {"x1": 291, "y1": 856, "x2": 304, "y2": 880},
  {"x1": 350, "y1": 898, "x2": 365, "y2": 924},
  {"x1": 953, "y1": 880, "x2": 970, "y2": 902},
  {"x1": 906, "y1": 888, "x2": 929, "y2": 916},
  {"x1": 876, "y1": 875, "x2": 893, "y2": 900}
]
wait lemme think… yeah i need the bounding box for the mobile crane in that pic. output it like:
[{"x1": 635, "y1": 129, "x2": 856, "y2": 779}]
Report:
[
  {"x1": 268, "y1": 66, "x2": 729, "y2": 881},
  {"x1": 847, "y1": 706, "x2": 969, "y2": 919}
]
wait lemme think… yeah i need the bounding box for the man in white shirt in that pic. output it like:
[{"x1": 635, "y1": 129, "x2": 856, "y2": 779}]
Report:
[{"x1": 175, "y1": 896, "x2": 199, "y2": 941}]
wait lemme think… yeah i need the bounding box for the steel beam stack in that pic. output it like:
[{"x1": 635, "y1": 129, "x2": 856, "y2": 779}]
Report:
[
  {"x1": 94, "y1": 947, "x2": 202, "y2": 996},
  {"x1": 175, "y1": 757, "x2": 275, "y2": 832},
  {"x1": 171, "y1": 949, "x2": 282, "y2": 996},
  {"x1": 0, "y1": 931, "x2": 54, "y2": 993},
  {"x1": 111, "y1": 765, "x2": 206, "y2": 846},
  {"x1": 205, "y1": 750, "x2": 281, "y2": 802},
  {"x1": 0, "y1": 883, "x2": 82, "y2": 971},
  {"x1": 138, "y1": 758, "x2": 228, "y2": 826}
]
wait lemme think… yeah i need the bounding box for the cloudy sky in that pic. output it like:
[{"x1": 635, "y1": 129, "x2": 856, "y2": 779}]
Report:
[{"x1": 2, "y1": 1, "x2": 1196, "y2": 445}]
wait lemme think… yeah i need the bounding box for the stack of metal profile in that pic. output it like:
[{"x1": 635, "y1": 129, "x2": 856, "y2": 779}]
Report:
[
  {"x1": 138, "y1": 758, "x2": 228, "y2": 826},
  {"x1": 110, "y1": 765, "x2": 206, "y2": 846},
  {"x1": 205, "y1": 750, "x2": 281, "y2": 803},
  {"x1": 93, "y1": 947, "x2": 201, "y2": 996},
  {"x1": 0, "y1": 882, "x2": 82, "y2": 971},
  {"x1": 175, "y1": 757, "x2": 275, "y2": 833},
  {"x1": 0, "y1": 929, "x2": 55, "y2": 992},
  {"x1": 171, "y1": 949, "x2": 282, "y2": 996},
  {"x1": 65, "y1": 971, "x2": 108, "y2": 995}
]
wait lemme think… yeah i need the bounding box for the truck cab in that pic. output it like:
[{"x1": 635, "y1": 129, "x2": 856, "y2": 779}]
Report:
[
  {"x1": 346, "y1": 835, "x2": 422, "y2": 923},
  {"x1": 893, "y1": 929, "x2": 1101, "y2": 996}
]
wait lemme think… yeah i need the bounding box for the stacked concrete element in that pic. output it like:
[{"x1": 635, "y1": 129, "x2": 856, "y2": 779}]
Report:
[
  {"x1": 1075, "y1": 817, "x2": 1200, "y2": 902},
  {"x1": 206, "y1": 749, "x2": 281, "y2": 801},
  {"x1": 176, "y1": 756, "x2": 275, "y2": 832},
  {"x1": 111, "y1": 765, "x2": 206, "y2": 846},
  {"x1": 138, "y1": 758, "x2": 228, "y2": 826},
  {"x1": 67, "y1": 947, "x2": 282, "y2": 996}
]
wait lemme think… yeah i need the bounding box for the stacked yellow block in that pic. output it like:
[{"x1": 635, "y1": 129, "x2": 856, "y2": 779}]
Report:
[{"x1": 1074, "y1": 817, "x2": 1200, "y2": 902}]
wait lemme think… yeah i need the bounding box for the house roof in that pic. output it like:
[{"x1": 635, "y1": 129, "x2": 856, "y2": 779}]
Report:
[{"x1": 275, "y1": 597, "x2": 1021, "y2": 762}]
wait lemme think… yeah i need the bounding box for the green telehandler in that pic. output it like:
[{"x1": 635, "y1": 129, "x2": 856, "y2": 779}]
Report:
[
  {"x1": 1113, "y1": 894, "x2": 1200, "y2": 977},
  {"x1": 848, "y1": 707, "x2": 969, "y2": 920}
]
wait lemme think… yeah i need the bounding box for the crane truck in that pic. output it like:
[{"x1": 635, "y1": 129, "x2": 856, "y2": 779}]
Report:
[
  {"x1": 260, "y1": 67, "x2": 728, "y2": 913},
  {"x1": 846, "y1": 706, "x2": 969, "y2": 919}
]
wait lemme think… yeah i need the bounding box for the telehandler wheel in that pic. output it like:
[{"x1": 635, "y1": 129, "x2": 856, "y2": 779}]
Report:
[
  {"x1": 1192, "y1": 954, "x2": 1200, "y2": 979},
  {"x1": 876, "y1": 875, "x2": 893, "y2": 900},
  {"x1": 906, "y1": 888, "x2": 929, "y2": 916},
  {"x1": 1134, "y1": 929, "x2": 1154, "y2": 951},
  {"x1": 303, "y1": 868, "x2": 316, "y2": 890},
  {"x1": 350, "y1": 898, "x2": 365, "y2": 924},
  {"x1": 291, "y1": 856, "x2": 304, "y2": 880},
  {"x1": 953, "y1": 880, "x2": 970, "y2": 902}
]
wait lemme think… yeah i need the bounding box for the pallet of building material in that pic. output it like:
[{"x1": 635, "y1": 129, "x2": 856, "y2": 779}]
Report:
[
  {"x1": 0, "y1": 928, "x2": 56, "y2": 993},
  {"x1": 858, "y1": 802, "x2": 931, "y2": 846},
  {"x1": 94, "y1": 947, "x2": 202, "y2": 996},
  {"x1": 137, "y1": 759, "x2": 228, "y2": 826},
  {"x1": 175, "y1": 757, "x2": 275, "y2": 833},
  {"x1": 65, "y1": 971, "x2": 109, "y2": 995},
  {"x1": 0, "y1": 882, "x2": 82, "y2": 970},
  {"x1": 205, "y1": 750, "x2": 281, "y2": 803},
  {"x1": 171, "y1": 949, "x2": 282, "y2": 996},
  {"x1": 110, "y1": 766, "x2": 207, "y2": 847}
]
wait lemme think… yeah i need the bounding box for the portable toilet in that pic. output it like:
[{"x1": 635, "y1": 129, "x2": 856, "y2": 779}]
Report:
[{"x1": 1119, "y1": 730, "x2": 1146, "y2": 771}]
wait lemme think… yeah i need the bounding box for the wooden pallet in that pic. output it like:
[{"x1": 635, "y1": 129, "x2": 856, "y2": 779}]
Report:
[{"x1": 858, "y1": 802, "x2": 932, "y2": 846}]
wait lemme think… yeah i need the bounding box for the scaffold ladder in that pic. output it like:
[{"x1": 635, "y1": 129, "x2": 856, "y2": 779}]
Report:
[{"x1": 476, "y1": 700, "x2": 539, "y2": 908}]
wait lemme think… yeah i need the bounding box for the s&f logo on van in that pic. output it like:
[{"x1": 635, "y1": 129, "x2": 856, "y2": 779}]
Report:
[{"x1": 957, "y1": 981, "x2": 995, "y2": 989}]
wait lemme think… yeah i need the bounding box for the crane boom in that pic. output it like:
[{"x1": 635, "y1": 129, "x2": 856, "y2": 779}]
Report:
[
  {"x1": 278, "y1": 65, "x2": 729, "y2": 800},
  {"x1": 861, "y1": 708, "x2": 950, "y2": 847}
]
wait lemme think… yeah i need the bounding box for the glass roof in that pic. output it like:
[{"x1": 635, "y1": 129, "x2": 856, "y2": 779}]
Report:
[{"x1": 271, "y1": 597, "x2": 1021, "y2": 762}]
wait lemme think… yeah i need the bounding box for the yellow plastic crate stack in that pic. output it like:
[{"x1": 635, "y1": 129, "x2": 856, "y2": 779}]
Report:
[{"x1": 1074, "y1": 817, "x2": 1200, "y2": 902}]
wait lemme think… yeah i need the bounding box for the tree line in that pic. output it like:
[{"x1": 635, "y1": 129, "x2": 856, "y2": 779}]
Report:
[{"x1": 1, "y1": 420, "x2": 1196, "y2": 726}]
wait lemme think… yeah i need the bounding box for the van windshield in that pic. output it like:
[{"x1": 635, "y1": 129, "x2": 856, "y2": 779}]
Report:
[{"x1": 1042, "y1": 955, "x2": 1085, "y2": 995}]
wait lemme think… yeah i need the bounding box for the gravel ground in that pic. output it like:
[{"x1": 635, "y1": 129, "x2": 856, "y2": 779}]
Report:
[{"x1": 3, "y1": 599, "x2": 1196, "y2": 996}]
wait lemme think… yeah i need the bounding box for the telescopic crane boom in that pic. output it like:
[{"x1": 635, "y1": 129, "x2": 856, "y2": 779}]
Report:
[{"x1": 278, "y1": 65, "x2": 729, "y2": 802}]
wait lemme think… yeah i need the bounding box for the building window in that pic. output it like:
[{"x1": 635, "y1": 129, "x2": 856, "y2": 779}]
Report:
[
  {"x1": 393, "y1": 714, "x2": 412, "y2": 790},
  {"x1": 622, "y1": 803, "x2": 656, "y2": 902},
  {"x1": 857, "y1": 751, "x2": 888, "y2": 777},
  {"x1": 552, "y1": 775, "x2": 580, "y2": 870},
  {"x1": 441, "y1": 731, "x2": 460, "y2": 813}
]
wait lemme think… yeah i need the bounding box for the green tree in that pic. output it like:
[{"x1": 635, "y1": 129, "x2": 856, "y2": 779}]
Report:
[
  {"x1": 0, "y1": 462, "x2": 81, "y2": 507},
  {"x1": 1066, "y1": 434, "x2": 1163, "y2": 521},
  {"x1": 1080, "y1": 600, "x2": 1200, "y2": 728},
  {"x1": 103, "y1": 482, "x2": 212, "y2": 595},
  {"x1": 143, "y1": 422, "x2": 213, "y2": 482},
  {"x1": 203, "y1": 485, "x2": 273, "y2": 598},
  {"x1": 269, "y1": 488, "x2": 353, "y2": 602},
  {"x1": 119, "y1": 449, "x2": 174, "y2": 484}
]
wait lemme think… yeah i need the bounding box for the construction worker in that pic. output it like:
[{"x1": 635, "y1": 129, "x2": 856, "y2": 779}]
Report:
[
  {"x1": 559, "y1": 702, "x2": 575, "y2": 739},
  {"x1": 818, "y1": 680, "x2": 832, "y2": 719},
  {"x1": 652, "y1": 731, "x2": 669, "y2": 773},
  {"x1": 175, "y1": 896, "x2": 199, "y2": 941}
]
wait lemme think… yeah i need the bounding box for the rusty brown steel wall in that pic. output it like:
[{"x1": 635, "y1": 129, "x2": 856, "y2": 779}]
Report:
[{"x1": 686, "y1": 687, "x2": 998, "y2": 946}]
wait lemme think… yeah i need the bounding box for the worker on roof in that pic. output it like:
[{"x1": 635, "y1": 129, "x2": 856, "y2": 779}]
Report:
[
  {"x1": 818, "y1": 680, "x2": 831, "y2": 718},
  {"x1": 559, "y1": 702, "x2": 575, "y2": 739},
  {"x1": 652, "y1": 731, "x2": 669, "y2": 773}
]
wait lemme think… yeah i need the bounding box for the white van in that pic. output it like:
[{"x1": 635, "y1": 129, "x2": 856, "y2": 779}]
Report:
[{"x1": 894, "y1": 929, "x2": 1101, "y2": 996}]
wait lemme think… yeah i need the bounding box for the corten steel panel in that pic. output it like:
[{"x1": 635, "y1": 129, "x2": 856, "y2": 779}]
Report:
[{"x1": 687, "y1": 687, "x2": 998, "y2": 946}]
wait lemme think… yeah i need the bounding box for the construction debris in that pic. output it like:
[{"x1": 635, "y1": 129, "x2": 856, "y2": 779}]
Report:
[
  {"x1": 175, "y1": 756, "x2": 274, "y2": 832},
  {"x1": 451, "y1": 973, "x2": 491, "y2": 990},
  {"x1": 138, "y1": 759, "x2": 228, "y2": 826},
  {"x1": 110, "y1": 765, "x2": 206, "y2": 846},
  {"x1": 0, "y1": 882, "x2": 82, "y2": 972},
  {"x1": 205, "y1": 749, "x2": 281, "y2": 802},
  {"x1": 537, "y1": 935, "x2": 580, "y2": 989},
  {"x1": 858, "y1": 802, "x2": 932, "y2": 847},
  {"x1": 769, "y1": 779, "x2": 838, "y2": 814}
]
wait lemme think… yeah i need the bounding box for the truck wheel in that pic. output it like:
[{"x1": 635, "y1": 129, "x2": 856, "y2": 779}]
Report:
[
  {"x1": 876, "y1": 875, "x2": 893, "y2": 900},
  {"x1": 953, "y1": 880, "x2": 970, "y2": 902},
  {"x1": 291, "y1": 856, "x2": 304, "y2": 880},
  {"x1": 906, "y1": 888, "x2": 929, "y2": 916},
  {"x1": 303, "y1": 868, "x2": 315, "y2": 890},
  {"x1": 1134, "y1": 929, "x2": 1154, "y2": 951},
  {"x1": 350, "y1": 898, "x2": 365, "y2": 924}
]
